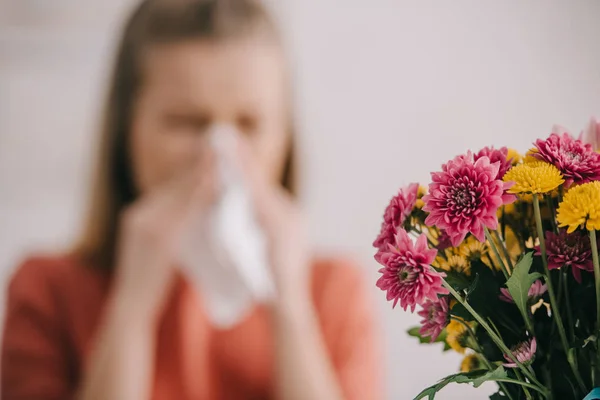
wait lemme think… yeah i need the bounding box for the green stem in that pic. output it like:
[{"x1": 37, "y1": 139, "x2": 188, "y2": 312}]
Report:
[
  {"x1": 558, "y1": 186, "x2": 564, "y2": 203},
  {"x1": 495, "y1": 312, "x2": 526, "y2": 337},
  {"x1": 562, "y1": 269, "x2": 575, "y2": 342},
  {"x1": 590, "y1": 229, "x2": 600, "y2": 385},
  {"x1": 533, "y1": 194, "x2": 587, "y2": 394},
  {"x1": 442, "y1": 281, "x2": 549, "y2": 397},
  {"x1": 495, "y1": 378, "x2": 549, "y2": 397},
  {"x1": 514, "y1": 370, "x2": 533, "y2": 400},
  {"x1": 485, "y1": 227, "x2": 510, "y2": 280},
  {"x1": 542, "y1": 366, "x2": 554, "y2": 400},
  {"x1": 493, "y1": 229, "x2": 514, "y2": 272},
  {"x1": 452, "y1": 317, "x2": 516, "y2": 400},
  {"x1": 501, "y1": 205, "x2": 507, "y2": 241},
  {"x1": 556, "y1": 269, "x2": 564, "y2": 309},
  {"x1": 545, "y1": 195, "x2": 558, "y2": 234}
]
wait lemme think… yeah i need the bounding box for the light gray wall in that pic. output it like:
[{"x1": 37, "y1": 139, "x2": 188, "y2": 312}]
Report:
[{"x1": 2, "y1": 1, "x2": 600, "y2": 398}]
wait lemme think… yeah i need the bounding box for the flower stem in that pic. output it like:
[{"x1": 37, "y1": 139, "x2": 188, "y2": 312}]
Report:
[
  {"x1": 562, "y1": 269, "x2": 575, "y2": 342},
  {"x1": 514, "y1": 370, "x2": 533, "y2": 400},
  {"x1": 589, "y1": 229, "x2": 600, "y2": 384},
  {"x1": 442, "y1": 280, "x2": 549, "y2": 397},
  {"x1": 493, "y1": 229, "x2": 514, "y2": 272},
  {"x1": 453, "y1": 318, "x2": 516, "y2": 400},
  {"x1": 485, "y1": 227, "x2": 510, "y2": 280},
  {"x1": 533, "y1": 194, "x2": 587, "y2": 394},
  {"x1": 556, "y1": 270, "x2": 564, "y2": 308},
  {"x1": 495, "y1": 378, "x2": 549, "y2": 397},
  {"x1": 545, "y1": 195, "x2": 558, "y2": 234}
]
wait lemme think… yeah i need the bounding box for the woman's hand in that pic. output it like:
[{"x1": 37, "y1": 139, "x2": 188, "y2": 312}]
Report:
[
  {"x1": 237, "y1": 139, "x2": 345, "y2": 400},
  {"x1": 79, "y1": 154, "x2": 215, "y2": 400},
  {"x1": 112, "y1": 153, "x2": 215, "y2": 325},
  {"x1": 236, "y1": 139, "x2": 310, "y2": 302}
]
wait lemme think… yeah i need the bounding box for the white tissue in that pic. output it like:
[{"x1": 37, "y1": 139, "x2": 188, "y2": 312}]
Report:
[{"x1": 179, "y1": 125, "x2": 275, "y2": 328}]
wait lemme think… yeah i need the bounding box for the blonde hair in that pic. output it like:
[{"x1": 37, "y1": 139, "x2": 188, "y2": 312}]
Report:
[{"x1": 75, "y1": 0, "x2": 296, "y2": 268}]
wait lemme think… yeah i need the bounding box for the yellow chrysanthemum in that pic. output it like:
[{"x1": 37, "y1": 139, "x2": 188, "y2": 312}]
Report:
[
  {"x1": 503, "y1": 161, "x2": 564, "y2": 194},
  {"x1": 415, "y1": 185, "x2": 427, "y2": 209},
  {"x1": 524, "y1": 147, "x2": 539, "y2": 164},
  {"x1": 438, "y1": 255, "x2": 471, "y2": 276},
  {"x1": 458, "y1": 236, "x2": 488, "y2": 264},
  {"x1": 506, "y1": 148, "x2": 522, "y2": 166},
  {"x1": 431, "y1": 255, "x2": 444, "y2": 269},
  {"x1": 557, "y1": 181, "x2": 600, "y2": 233},
  {"x1": 460, "y1": 354, "x2": 483, "y2": 373},
  {"x1": 446, "y1": 320, "x2": 470, "y2": 354}
]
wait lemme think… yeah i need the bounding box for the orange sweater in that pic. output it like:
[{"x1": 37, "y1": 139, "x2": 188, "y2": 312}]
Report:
[{"x1": 1, "y1": 255, "x2": 381, "y2": 400}]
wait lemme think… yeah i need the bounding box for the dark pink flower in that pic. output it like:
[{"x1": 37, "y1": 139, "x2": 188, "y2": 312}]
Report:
[
  {"x1": 436, "y1": 230, "x2": 453, "y2": 252},
  {"x1": 533, "y1": 132, "x2": 600, "y2": 187},
  {"x1": 373, "y1": 183, "x2": 419, "y2": 251},
  {"x1": 499, "y1": 280, "x2": 547, "y2": 303},
  {"x1": 503, "y1": 338, "x2": 537, "y2": 368},
  {"x1": 418, "y1": 296, "x2": 450, "y2": 341},
  {"x1": 375, "y1": 229, "x2": 447, "y2": 312},
  {"x1": 423, "y1": 153, "x2": 515, "y2": 247},
  {"x1": 537, "y1": 230, "x2": 593, "y2": 283},
  {"x1": 475, "y1": 146, "x2": 512, "y2": 180}
]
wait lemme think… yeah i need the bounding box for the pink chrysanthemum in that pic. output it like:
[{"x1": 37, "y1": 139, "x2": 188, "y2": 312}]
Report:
[
  {"x1": 499, "y1": 280, "x2": 547, "y2": 303},
  {"x1": 423, "y1": 153, "x2": 515, "y2": 247},
  {"x1": 533, "y1": 132, "x2": 600, "y2": 187},
  {"x1": 503, "y1": 338, "x2": 537, "y2": 368},
  {"x1": 375, "y1": 229, "x2": 447, "y2": 312},
  {"x1": 418, "y1": 296, "x2": 450, "y2": 341},
  {"x1": 475, "y1": 146, "x2": 513, "y2": 180},
  {"x1": 373, "y1": 183, "x2": 419, "y2": 251},
  {"x1": 536, "y1": 230, "x2": 594, "y2": 283}
]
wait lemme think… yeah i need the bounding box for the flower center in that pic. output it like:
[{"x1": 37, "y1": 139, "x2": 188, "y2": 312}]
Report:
[
  {"x1": 565, "y1": 151, "x2": 583, "y2": 162},
  {"x1": 398, "y1": 267, "x2": 417, "y2": 283},
  {"x1": 448, "y1": 182, "x2": 478, "y2": 216}
]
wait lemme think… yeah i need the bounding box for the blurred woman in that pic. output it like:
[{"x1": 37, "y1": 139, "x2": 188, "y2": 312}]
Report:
[{"x1": 1, "y1": 0, "x2": 380, "y2": 399}]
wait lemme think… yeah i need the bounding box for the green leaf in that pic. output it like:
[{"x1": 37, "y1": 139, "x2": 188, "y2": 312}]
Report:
[
  {"x1": 505, "y1": 252, "x2": 542, "y2": 323},
  {"x1": 413, "y1": 367, "x2": 508, "y2": 399},
  {"x1": 489, "y1": 393, "x2": 507, "y2": 400}
]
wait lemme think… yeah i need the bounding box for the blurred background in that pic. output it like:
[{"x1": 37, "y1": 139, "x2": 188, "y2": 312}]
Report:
[{"x1": 1, "y1": 1, "x2": 600, "y2": 398}]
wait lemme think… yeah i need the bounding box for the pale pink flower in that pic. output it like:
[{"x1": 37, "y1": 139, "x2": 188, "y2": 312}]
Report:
[
  {"x1": 581, "y1": 117, "x2": 600, "y2": 151},
  {"x1": 533, "y1": 132, "x2": 600, "y2": 187},
  {"x1": 537, "y1": 230, "x2": 594, "y2": 283},
  {"x1": 423, "y1": 153, "x2": 515, "y2": 247},
  {"x1": 375, "y1": 229, "x2": 447, "y2": 312},
  {"x1": 373, "y1": 183, "x2": 419, "y2": 251},
  {"x1": 418, "y1": 296, "x2": 450, "y2": 341},
  {"x1": 503, "y1": 338, "x2": 537, "y2": 368},
  {"x1": 474, "y1": 146, "x2": 512, "y2": 180},
  {"x1": 499, "y1": 280, "x2": 547, "y2": 303}
]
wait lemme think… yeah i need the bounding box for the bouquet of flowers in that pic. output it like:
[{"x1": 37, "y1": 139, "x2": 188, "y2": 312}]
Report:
[{"x1": 373, "y1": 119, "x2": 600, "y2": 400}]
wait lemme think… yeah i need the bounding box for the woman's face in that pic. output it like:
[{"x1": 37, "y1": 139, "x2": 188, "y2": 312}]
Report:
[{"x1": 130, "y1": 37, "x2": 289, "y2": 193}]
